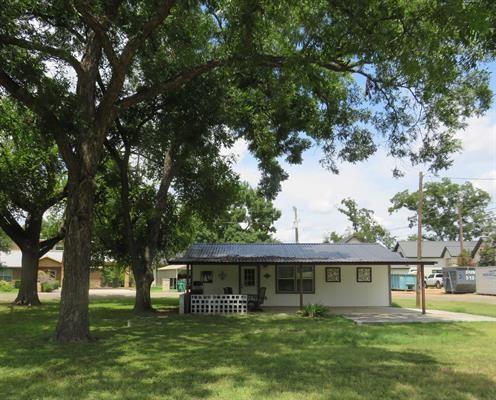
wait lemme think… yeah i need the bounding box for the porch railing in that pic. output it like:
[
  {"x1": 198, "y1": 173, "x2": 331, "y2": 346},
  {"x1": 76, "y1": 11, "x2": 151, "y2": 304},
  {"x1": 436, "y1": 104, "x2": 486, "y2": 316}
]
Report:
[{"x1": 190, "y1": 294, "x2": 248, "y2": 314}]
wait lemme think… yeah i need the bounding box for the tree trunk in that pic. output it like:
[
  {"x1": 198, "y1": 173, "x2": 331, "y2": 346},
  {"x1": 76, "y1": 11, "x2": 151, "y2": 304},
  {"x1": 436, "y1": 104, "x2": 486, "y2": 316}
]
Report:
[
  {"x1": 54, "y1": 175, "x2": 94, "y2": 342},
  {"x1": 14, "y1": 246, "x2": 41, "y2": 306},
  {"x1": 133, "y1": 264, "x2": 154, "y2": 313}
]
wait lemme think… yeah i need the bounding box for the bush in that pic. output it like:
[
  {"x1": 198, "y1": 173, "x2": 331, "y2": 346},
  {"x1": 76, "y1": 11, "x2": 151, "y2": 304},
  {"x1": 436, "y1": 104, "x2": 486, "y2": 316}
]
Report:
[
  {"x1": 0, "y1": 280, "x2": 15, "y2": 292},
  {"x1": 14, "y1": 280, "x2": 21, "y2": 289},
  {"x1": 299, "y1": 303, "x2": 328, "y2": 318},
  {"x1": 41, "y1": 280, "x2": 60, "y2": 292}
]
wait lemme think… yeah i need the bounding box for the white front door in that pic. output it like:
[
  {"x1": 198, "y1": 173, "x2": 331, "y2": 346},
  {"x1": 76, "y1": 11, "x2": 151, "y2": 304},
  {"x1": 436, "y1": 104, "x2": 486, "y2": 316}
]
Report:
[{"x1": 240, "y1": 266, "x2": 258, "y2": 295}]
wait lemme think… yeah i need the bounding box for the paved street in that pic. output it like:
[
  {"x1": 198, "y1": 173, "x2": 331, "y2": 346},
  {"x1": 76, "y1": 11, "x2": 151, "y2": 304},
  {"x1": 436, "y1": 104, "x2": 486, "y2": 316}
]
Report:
[
  {"x1": 0, "y1": 288, "x2": 180, "y2": 303},
  {"x1": 392, "y1": 288, "x2": 496, "y2": 304}
]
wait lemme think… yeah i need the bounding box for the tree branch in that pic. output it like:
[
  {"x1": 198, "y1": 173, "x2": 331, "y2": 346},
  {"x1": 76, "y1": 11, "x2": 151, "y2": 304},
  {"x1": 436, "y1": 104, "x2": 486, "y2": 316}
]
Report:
[
  {"x1": 39, "y1": 231, "x2": 65, "y2": 257},
  {"x1": 0, "y1": 34, "x2": 83, "y2": 76},
  {"x1": 0, "y1": 211, "x2": 27, "y2": 248},
  {"x1": 117, "y1": 59, "x2": 223, "y2": 109},
  {"x1": 0, "y1": 68, "x2": 78, "y2": 171},
  {"x1": 74, "y1": 2, "x2": 119, "y2": 68}
]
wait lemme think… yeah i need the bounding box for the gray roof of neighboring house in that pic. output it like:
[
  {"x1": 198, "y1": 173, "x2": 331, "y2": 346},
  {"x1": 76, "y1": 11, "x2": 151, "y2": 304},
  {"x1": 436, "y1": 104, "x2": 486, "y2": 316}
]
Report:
[
  {"x1": 393, "y1": 241, "x2": 478, "y2": 258},
  {"x1": 169, "y1": 243, "x2": 432, "y2": 265}
]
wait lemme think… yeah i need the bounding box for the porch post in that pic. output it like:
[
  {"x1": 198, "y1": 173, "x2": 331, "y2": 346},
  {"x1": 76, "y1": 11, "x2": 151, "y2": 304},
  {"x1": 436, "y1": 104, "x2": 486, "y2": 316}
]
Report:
[
  {"x1": 187, "y1": 264, "x2": 191, "y2": 314},
  {"x1": 420, "y1": 263, "x2": 426, "y2": 314},
  {"x1": 299, "y1": 264, "x2": 303, "y2": 310}
]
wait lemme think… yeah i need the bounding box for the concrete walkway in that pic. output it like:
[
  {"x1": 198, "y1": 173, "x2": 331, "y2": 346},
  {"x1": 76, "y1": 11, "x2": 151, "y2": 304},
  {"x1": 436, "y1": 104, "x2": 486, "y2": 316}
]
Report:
[{"x1": 329, "y1": 306, "x2": 496, "y2": 324}]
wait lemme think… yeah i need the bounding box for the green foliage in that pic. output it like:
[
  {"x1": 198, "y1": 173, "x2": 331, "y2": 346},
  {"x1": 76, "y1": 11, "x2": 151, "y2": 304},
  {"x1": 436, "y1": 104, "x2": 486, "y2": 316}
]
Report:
[
  {"x1": 389, "y1": 178, "x2": 493, "y2": 241},
  {"x1": 479, "y1": 234, "x2": 496, "y2": 267},
  {"x1": 0, "y1": 280, "x2": 15, "y2": 292},
  {"x1": 192, "y1": 182, "x2": 281, "y2": 243},
  {"x1": 41, "y1": 280, "x2": 59, "y2": 293},
  {"x1": 0, "y1": 99, "x2": 66, "y2": 216},
  {"x1": 0, "y1": 228, "x2": 11, "y2": 252},
  {"x1": 299, "y1": 303, "x2": 328, "y2": 318},
  {"x1": 326, "y1": 198, "x2": 396, "y2": 248}
]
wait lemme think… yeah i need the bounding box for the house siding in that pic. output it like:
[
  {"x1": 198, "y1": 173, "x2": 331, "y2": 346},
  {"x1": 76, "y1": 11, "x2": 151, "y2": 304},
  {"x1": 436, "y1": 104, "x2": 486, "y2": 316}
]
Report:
[{"x1": 192, "y1": 264, "x2": 390, "y2": 307}]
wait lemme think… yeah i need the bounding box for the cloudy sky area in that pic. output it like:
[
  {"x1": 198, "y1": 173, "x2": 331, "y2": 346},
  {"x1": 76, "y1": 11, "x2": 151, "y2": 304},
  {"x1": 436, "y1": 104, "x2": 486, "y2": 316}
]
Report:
[{"x1": 226, "y1": 65, "x2": 496, "y2": 243}]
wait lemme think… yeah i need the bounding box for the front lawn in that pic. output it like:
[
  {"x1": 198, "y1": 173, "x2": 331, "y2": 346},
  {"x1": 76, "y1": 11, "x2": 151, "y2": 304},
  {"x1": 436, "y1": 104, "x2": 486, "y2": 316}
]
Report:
[
  {"x1": 1, "y1": 298, "x2": 496, "y2": 400},
  {"x1": 393, "y1": 298, "x2": 496, "y2": 318}
]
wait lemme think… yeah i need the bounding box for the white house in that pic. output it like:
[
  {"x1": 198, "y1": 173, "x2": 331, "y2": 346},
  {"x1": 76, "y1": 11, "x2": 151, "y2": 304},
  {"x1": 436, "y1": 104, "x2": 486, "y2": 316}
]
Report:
[
  {"x1": 170, "y1": 243, "x2": 429, "y2": 311},
  {"x1": 392, "y1": 240, "x2": 480, "y2": 276}
]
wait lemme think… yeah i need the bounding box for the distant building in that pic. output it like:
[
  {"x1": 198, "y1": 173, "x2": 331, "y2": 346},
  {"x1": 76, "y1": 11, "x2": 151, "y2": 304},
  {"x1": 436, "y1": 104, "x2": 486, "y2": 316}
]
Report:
[
  {"x1": 392, "y1": 240, "x2": 480, "y2": 275},
  {"x1": 0, "y1": 242, "x2": 64, "y2": 283}
]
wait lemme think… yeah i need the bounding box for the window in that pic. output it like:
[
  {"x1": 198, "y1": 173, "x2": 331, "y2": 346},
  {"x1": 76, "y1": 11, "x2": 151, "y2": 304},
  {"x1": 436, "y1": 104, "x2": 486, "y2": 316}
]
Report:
[
  {"x1": 200, "y1": 271, "x2": 213, "y2": 283},
  {"x1": 244, "y1": 268, "x2": 255, "y2": 286},
  {"x1": 0, "y1": 268, "x2": 13, "y2": 282},
  {"x1": 427, "y1": 274, "x2": 434, "y2": 279},
  {"x1": 326, "y1": 267, "x2": 341, "y2": 282},
  {"x1": 357, "y1": 267, "x2": 372, "y2": 283},
  {"x1": 276, "y1": 265, "x2": 314, "y2": 293},
  {"x1": 435, "y1": 274, "x2": 443, "y2": 278}
]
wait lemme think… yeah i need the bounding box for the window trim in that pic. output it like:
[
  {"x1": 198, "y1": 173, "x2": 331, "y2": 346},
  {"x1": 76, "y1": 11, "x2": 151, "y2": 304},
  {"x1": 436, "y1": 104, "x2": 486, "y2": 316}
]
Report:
[
  {"x1": 275, "y1": 264, "x2": 315, "y2": 294},
  {"x1": 356, "y1": 267, "x2": 372, "y2": 283},
  {"x1": 325, "y1": 267, "x2": 341, "y2": 283}
]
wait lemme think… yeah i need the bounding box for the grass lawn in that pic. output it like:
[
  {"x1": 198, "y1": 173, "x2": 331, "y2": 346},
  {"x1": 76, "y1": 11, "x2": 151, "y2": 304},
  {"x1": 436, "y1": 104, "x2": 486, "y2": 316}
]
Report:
[
  {"x1": 1, "y1": 299, "x2": 496, "y2": 400},
  {"x1": 393, "y1": 298, "x2": 496, "y2": 318}
]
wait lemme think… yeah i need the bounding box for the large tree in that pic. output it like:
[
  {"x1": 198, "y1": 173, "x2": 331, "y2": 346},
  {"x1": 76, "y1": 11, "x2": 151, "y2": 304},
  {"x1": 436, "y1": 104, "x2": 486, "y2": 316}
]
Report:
[
  {"x1": 1, "y1": 1, "x2": 493, "y2": 341},
  {"x1": 389, "y1": 178, "x2": 493, "y2": 240},
  {"x1": 193, "y1": 182, "x2": 281, "y2": 243},
  {"x1": 325, "y1": 198, "x2": 396, "y2": 248},
  {"x1": 0, "y1": 99, "x2": 66, "y2": 305}
]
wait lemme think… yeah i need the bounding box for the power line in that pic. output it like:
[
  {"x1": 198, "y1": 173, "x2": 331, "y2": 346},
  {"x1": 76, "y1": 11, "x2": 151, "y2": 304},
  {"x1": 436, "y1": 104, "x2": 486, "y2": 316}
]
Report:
[{"x1": 431, "y1": 176, "x2": 496, "y2": 181}]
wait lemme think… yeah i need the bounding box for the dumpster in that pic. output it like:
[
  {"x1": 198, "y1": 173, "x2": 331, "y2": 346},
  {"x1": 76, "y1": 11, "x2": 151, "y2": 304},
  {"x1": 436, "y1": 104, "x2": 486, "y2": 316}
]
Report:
[
  {"x1": 444, "y1": 267, "x2": 476, "y2": 293},
  {"x1": 391, "y1": 274, "x2": 417, "y2": 291}
]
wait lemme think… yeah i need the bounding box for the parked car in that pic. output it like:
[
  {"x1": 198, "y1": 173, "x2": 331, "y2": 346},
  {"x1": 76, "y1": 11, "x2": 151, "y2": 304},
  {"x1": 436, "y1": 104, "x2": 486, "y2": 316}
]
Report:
[{"x1": 425, "y1": 273, "x2": 444, "y2": 288}]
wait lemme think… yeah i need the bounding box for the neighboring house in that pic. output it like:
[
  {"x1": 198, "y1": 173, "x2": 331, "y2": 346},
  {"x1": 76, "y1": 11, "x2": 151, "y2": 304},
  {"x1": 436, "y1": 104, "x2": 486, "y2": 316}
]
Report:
[
  {"x1": 156, "y1": 264, "x2": 187, "y2": 290},
  {"x1": 0, "y1": 243, "x2": 64, "y2": 283},
  {"x1": 170, "y1": 243, "x2": 429, "y2": 308},
  {"x1": 392, "y1": 240, "x2": 480, "y2": 276},
  {"x1": 339, "y1": 234, "x2": 364, "y2": 244}
]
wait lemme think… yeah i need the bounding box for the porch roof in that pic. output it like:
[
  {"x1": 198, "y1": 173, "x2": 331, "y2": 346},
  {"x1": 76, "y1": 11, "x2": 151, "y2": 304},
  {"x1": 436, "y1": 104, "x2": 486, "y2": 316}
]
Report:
[{"x1": 169, "y1": 243, "x2": 434, "y2": 265}]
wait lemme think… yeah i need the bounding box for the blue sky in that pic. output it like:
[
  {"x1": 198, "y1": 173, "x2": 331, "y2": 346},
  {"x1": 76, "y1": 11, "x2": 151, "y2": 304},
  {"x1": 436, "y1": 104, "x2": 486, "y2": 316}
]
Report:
[{"x1": 226, "y1": 64, "x2": 496, "y2": 242}]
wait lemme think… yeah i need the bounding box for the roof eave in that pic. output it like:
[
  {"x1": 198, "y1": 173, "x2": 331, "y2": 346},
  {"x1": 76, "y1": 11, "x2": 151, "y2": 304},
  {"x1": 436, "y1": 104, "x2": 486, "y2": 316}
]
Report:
[{"x1": 169, "y1": 258, "x2": 436, "y2": 265}]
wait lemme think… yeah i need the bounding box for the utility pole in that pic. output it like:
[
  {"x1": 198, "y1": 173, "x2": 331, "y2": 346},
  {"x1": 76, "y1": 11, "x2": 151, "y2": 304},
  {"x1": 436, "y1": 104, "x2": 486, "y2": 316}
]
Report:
[
  {"x1": 293, "y1": 206, "x2": 299, "y2": 243},
  {"x1": 458, "y1": 205, "x2": 464, "y2": 256},
  {"x1": 416, "y1": 172, "x2": 423, "y2": 309}
]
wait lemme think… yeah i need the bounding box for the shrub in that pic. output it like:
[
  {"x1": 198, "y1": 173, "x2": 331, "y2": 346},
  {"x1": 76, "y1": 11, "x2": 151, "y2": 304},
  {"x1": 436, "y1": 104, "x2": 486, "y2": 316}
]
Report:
[
  {"x1": 299, "y1": 303, "x2": 328, "y2": 318},
  {"x1": 0, "y1": 280, "x2": 15, "y2": 292},
  {"x1": 14, "y1": 280, "x2": 21, "y2": 289},
  {"x1": 41, "y1": 280, "x2": 60, "y2": 292}
]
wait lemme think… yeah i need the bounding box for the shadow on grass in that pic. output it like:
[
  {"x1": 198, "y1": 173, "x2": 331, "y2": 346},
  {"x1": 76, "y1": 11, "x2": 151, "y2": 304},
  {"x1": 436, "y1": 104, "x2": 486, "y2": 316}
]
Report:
[{"x1": 0, "y1": 301, "x2": 495, "y2": 399}]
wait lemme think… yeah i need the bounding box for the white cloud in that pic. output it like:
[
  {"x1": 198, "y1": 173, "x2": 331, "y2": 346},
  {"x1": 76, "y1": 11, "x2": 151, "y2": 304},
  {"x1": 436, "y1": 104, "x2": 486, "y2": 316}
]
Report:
[{"x1": 228, "y1": 113, "x2": 496, "y2": 243}]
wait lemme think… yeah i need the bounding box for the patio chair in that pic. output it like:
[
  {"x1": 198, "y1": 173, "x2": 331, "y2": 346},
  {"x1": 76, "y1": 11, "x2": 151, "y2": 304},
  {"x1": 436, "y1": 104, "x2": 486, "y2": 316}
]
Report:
[
  {"x1": 247, "y1": 287, "x2": 266, "y2": 311},
  {"x1": 223, "y1": 287, "x2": 233, "y2": 294}
]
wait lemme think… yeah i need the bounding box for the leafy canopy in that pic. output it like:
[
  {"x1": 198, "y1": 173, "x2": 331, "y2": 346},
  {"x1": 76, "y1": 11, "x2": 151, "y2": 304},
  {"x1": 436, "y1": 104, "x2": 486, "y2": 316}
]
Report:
[
  {"x1": 325, "y1": 198, "x2": 396, "y2": 248},
  {"x1": 389, "y1": 178, "x2": 493, "y2": 241},
  {"x1": 192, "y1": 182, "x2": 281, "y2": 243}
]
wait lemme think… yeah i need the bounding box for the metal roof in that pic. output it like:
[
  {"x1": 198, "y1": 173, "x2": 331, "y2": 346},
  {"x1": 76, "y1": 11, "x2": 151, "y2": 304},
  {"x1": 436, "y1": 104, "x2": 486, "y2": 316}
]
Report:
[
  {"x1": 169, "y1": 243, "x2": 431, "y2": 265},
  {"x1": 394, "y1": 241, "x2": 478, "y2": 258}
]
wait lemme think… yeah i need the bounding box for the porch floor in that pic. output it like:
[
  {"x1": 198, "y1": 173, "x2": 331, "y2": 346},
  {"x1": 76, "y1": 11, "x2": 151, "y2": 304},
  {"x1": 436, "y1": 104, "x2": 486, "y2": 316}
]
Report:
[{"x1": 262, "y1": 306, "x2": 496, "y2": 324}]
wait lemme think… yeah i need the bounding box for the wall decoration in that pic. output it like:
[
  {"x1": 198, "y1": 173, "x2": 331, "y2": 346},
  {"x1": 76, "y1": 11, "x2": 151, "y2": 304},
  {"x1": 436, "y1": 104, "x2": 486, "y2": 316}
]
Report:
[
  {"x1": 218, "y1": 271, "x2": 227, "y2": 281},
  {"x1": 263, "y1": 273, "x2": 271, "y2": 279},
  {"x1": 201, "y1": 271, "x2": 213, "y2": 283},
  {"x1": 357, "y1": 267, "x2": 372, "y2": 282},
  {"x1": 325, "y1": 267, "x2": 341, "y2": 282}
]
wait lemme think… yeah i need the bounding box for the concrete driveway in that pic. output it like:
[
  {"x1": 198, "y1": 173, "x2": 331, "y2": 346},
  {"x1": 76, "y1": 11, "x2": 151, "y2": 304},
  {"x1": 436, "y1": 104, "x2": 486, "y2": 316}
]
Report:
[{"x1": 329, "y1": 306, "x2": 496, "y2": 324}]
